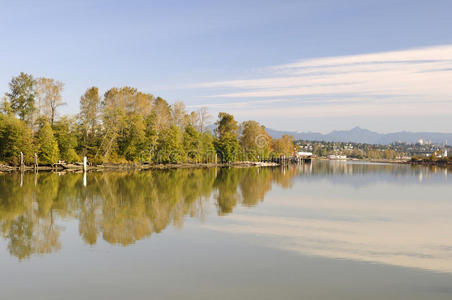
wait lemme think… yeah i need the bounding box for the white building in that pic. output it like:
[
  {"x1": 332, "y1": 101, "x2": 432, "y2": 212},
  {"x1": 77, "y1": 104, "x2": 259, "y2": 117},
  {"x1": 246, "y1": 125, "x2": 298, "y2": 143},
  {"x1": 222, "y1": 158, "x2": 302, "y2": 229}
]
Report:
[{"x1": 297, "y1": 152, "x2": 313, "y2": 157}]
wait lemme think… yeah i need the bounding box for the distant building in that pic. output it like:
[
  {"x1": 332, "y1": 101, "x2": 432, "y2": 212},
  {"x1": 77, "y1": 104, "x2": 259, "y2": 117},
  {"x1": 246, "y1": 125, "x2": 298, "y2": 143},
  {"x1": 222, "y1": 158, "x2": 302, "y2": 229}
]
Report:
[
  {"x1": 297, "y1": 152, "x2": 313, "y2": 158},
  {"x1": 437, "y1": 149, "x2": 448, "y2": 158},
  {"x1": 418, "y1": 138, "x2": 424, "y2": 145}
]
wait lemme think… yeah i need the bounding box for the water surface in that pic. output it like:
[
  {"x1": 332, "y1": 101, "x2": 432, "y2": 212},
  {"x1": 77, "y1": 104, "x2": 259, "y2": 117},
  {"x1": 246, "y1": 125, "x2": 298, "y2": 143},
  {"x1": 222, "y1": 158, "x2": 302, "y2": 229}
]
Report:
[{"x1": 1, "y1": 161, "x2": 451, "y2": 299}]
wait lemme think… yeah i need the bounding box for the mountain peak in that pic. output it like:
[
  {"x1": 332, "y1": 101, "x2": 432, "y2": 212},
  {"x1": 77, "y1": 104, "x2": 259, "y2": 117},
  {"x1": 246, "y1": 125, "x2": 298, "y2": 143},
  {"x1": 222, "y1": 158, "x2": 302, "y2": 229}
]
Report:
[{"x1": 350, "y1": 126, "x2": 370, "y2": 132}]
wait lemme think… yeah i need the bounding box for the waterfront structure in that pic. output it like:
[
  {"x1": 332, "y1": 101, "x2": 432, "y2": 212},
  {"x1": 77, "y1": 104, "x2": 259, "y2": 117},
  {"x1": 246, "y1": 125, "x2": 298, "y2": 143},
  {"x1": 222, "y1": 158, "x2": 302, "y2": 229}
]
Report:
[{"x1": 296, "y1": 151, "x2": 313, "y2": 158}]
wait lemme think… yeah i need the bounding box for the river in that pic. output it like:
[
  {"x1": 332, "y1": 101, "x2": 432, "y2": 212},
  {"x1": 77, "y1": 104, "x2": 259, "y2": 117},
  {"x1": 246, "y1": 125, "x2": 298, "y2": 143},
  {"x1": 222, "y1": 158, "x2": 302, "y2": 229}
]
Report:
[{"x1": 1, "y1": 161, "x2": 451, "y2": 299}]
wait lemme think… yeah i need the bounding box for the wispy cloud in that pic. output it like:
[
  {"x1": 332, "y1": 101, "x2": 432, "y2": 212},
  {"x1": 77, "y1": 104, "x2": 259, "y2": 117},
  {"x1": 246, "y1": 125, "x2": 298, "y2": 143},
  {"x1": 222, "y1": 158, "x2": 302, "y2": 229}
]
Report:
[{"x1": 190, "y1": 45, "x2": 452, "y2": 120}]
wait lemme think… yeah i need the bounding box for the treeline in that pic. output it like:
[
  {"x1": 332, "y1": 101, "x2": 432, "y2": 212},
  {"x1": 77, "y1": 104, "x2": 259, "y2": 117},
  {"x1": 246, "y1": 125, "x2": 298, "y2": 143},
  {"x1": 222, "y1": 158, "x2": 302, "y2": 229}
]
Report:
[{"x1": 0, "y1": 72, "x2": 294, "y2": 165}]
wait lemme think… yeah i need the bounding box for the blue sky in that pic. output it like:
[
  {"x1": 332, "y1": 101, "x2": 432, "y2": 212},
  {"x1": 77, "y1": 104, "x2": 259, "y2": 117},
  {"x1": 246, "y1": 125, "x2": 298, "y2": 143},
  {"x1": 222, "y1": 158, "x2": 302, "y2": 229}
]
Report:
[{"x1": 1, "y1": 0, "x2": 451, "y2": 133}]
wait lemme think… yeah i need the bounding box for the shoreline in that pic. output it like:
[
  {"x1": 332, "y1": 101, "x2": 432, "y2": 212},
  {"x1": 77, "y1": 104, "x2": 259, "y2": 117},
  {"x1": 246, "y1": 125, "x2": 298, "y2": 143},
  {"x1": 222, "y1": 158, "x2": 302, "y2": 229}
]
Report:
[
  {"x1": 2, "y1": 158, "x2": 450, "y2": 173},
  {"x1": 315, "y1": 157, "x2": 409, "y2": 164},
  {"x1": 0, "y1": 161, "x2": 279, "y2": 173},
  {"x1": 306, "y1": 157, "x2": 452, "y2": 167}
]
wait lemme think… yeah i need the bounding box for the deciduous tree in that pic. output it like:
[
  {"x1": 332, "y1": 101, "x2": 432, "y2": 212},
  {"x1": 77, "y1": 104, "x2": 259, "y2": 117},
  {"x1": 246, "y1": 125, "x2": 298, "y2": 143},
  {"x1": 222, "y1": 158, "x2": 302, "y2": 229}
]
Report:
[
  {"x1": 271, "y1": 134, "x2": 294, "y2": 157},
  {"x1": 5, "y1": 72, "x2": 35, "y2": 122},
  {"x1": 79, "y1": 87, "x2": 101, "y2": 157},
  {"x1": 35, "y1": 77, "x2": 65, "y2": 125},
  {"x1": 152, "y1": 97, "x2": 172, "y2": 133},
  {"x1": 240, "y1": 120, "x2": 271, "y2": 161},
  {"x1": 52, "y1": 117, "x2": 79, "y2": 162},
  {"x1": 37, "y1": 120, "x2": 60, "y2": 164},
  {"x1": 198, "y1": 107, "x2": 212, "y2": 133},
  {"x1": 0, "y1": 114, "x2": 34, "y2": 165},
  {"x1": 214, "y1": 113, "x2": 240, "y2": 162},
  {"x1": 118, "y1": 113, "x2": 146, "y2": 161},
  {"x1": 215, "y1": 112, "x2": 238, "y2": 138},
  {"x1": 155, "y1": 125, "x2": 184, "y2": 163},
  {"x1": 183, "y1": 125, "x2": 201, "y2": 162},
  {"x1": 171, "y1": 101, "x2": 188, "y2": 130}
]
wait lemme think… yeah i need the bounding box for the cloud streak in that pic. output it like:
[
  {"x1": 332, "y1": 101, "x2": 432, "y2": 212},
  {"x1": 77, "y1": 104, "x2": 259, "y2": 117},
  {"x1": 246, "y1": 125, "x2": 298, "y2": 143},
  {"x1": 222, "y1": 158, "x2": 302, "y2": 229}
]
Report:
[{"x1": 191, "y1": 45, "x2": 452, "y2": 121}]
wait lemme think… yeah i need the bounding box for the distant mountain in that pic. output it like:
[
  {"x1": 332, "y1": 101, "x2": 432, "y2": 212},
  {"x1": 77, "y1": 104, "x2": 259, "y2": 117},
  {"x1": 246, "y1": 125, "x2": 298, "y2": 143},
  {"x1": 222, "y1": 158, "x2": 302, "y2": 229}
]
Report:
[
  {"x1": 207, "y1": 124, "x2": 451, "y2": 145},
  {"x1": 265, "y1": 126, "x2": 452, "y2": 145}
]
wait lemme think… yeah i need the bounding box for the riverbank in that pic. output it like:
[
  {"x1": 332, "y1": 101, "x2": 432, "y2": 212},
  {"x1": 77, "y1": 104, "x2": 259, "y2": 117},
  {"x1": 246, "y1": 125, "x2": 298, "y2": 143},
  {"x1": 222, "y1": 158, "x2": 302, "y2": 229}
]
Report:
[
  {"x1": 317, "y1": 157, "x2": 452, "y2": 167},
  {"x1": 409, "y1": 158, "x2": 452, "y2": 167},
  {"x1": 0, "y1": 161, "x2": 279, "y2": 173},
  {"x1": 316, "y1": 157, "x2": 409, "y2": 164}
]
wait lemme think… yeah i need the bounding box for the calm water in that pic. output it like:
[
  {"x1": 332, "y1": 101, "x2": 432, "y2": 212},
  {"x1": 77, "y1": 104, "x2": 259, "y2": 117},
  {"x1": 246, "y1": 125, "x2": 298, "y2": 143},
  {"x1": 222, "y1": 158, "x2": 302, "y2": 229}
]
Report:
[{"x1": 1, "y1": 161, "x2": 452, "y2": 299}]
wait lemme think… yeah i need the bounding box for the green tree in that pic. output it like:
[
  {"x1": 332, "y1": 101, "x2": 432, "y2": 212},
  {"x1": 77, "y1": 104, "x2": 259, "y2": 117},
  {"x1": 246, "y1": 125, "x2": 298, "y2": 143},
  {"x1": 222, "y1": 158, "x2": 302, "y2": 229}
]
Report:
[
  {"x1": 214, "y1": 113, "x2": 240, "y2": 162},
  {"x1": 0, "y1": 114, "x2": 34, "y2": 165},
  {"x1": 214, "y1": 135, "x2": 240, "y2": 163},
  {"x1": 1, "y1": 96, "x2": 13, "y2": 115},
  {"x1": 118, "y1": 113, "x2": 146, "y2": 161},
  {"x1": 200, "y1": 132, "x2": 216, "y2": 163},
  {"x1": 99, "y1": 103, "x2": 127, "y2": 162},
  {"x1": 155, "y1": 125, "x2": 184, "y2": 163},
  {"x1": 37, "y1": 121, "x2": 60, "y2": 164},
  {"x1": 99, "y1": 87, "x2": 153, "y2": 162},
  {"x1": 5, "y1": 72, "x2": 36, "y2": 122},
  {"x1": 79, "y1": 87, "x2": 101, "y2": 157},
  {"x1": 183, "y1": 125, "x2": 201, "y2": 162},
  {"x1": 144, "y1": 112, "x2": 159, "y2": 161},
  {"x1": 52, "y1": 117, "x2": 79, "y2": 162},
  {"x1": 215, "y1": 112, "x2": 238, "y2": 138}
]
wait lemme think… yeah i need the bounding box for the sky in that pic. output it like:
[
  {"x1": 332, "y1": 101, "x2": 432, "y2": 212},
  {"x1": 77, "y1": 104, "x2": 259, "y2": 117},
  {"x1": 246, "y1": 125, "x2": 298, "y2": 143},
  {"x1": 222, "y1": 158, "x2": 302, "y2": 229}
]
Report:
[{"x1": 1, "y1": 0, "x2": 451, "y2": 133}]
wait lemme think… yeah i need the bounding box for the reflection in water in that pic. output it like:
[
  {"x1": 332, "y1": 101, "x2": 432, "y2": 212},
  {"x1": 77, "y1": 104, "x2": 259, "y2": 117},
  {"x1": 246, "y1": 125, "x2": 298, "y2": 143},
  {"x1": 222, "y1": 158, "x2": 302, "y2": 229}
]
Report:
[
  {"x1": 1, "y1": 161, "x2": 451, "y2": 275},
  {"x1": 0, "y1": 167, "x2": 292, "y2": 259},
  {"x1": 296, "y1": 160, "x2": 452, "y2": 187},
  {"x1": 205, "y1": 162, "x2": 452, "y2": 273}
]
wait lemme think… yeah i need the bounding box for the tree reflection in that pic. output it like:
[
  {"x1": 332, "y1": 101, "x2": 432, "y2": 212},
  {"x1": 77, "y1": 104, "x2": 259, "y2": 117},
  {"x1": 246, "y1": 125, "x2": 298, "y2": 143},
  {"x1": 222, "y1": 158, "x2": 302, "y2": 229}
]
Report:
[
  {"x1": 0, "y1": 167, "x2": 294, "y2": 259},
  {"x1": 239, "y1": 168, "x2": 273, "y2": 207}
]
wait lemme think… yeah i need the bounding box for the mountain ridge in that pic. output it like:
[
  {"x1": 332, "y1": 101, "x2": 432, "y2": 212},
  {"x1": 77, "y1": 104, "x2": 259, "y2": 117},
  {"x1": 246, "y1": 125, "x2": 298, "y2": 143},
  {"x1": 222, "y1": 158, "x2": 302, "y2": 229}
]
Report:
[
  {"x1": 207, "y1": 124, "x2": 451, "y2": 144},
  {"x1": 265, "y1": 126, "x2": 452, "y2": 144}
]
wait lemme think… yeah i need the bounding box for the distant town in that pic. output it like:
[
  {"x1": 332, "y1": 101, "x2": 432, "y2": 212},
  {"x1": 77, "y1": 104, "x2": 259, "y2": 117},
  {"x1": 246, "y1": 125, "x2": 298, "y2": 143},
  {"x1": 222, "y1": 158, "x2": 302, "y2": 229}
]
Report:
[{"x1": 295, "y1": 139, "x2": 450, "y2": 161}]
